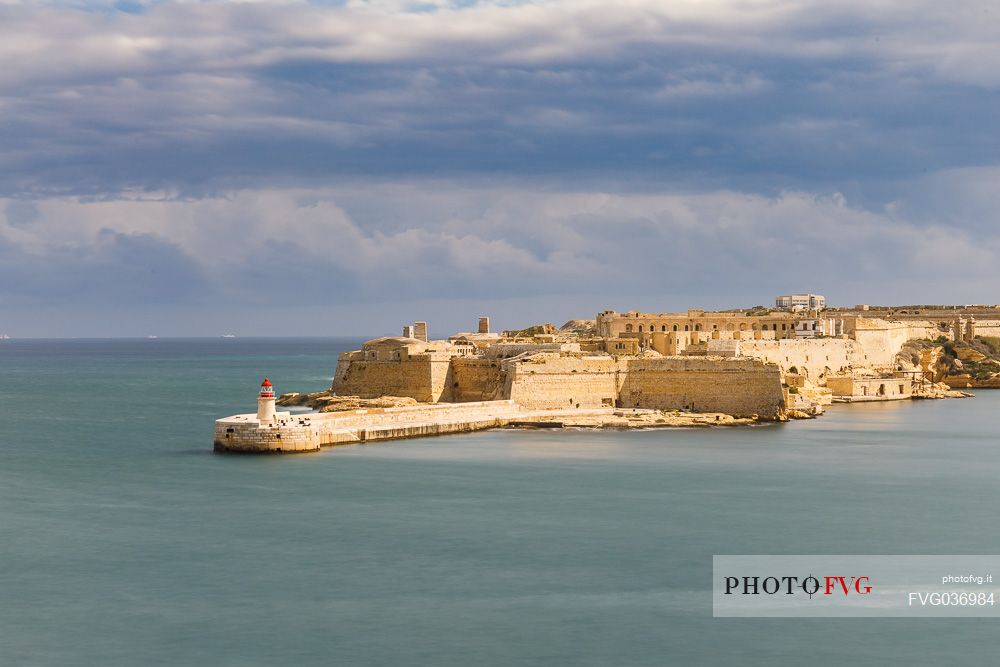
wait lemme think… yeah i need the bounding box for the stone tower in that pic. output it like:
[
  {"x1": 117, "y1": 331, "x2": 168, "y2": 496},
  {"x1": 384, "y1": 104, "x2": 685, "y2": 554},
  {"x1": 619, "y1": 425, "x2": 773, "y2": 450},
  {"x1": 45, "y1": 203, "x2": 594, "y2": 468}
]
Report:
[
  {"x1": 965, "y1": 317, "x2": 976, "y2": 342},
  {"x1": 257, "y1": 377, "x2": 276, "y2": 424}
]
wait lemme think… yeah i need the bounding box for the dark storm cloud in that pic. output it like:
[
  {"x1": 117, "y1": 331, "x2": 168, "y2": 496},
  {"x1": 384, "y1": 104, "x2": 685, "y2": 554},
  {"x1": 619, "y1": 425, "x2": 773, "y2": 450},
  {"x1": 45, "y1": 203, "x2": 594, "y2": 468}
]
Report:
[
  {"x1": 1, "y1": 0, "x2": 999, "y2": 195},
  {"x1": 0, "y1": 227, "x2": 208, "y2": 306},
  {"x1": 1, "y1": 1, "x2": 999, "y2": 335}
]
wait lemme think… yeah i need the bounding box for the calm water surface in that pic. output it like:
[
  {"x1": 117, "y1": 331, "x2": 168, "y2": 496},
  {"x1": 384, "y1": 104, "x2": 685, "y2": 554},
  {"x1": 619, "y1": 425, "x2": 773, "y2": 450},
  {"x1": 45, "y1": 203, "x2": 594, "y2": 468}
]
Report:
[{"x1": 1, "y1": 338, "x2": 999, "y2": 666}]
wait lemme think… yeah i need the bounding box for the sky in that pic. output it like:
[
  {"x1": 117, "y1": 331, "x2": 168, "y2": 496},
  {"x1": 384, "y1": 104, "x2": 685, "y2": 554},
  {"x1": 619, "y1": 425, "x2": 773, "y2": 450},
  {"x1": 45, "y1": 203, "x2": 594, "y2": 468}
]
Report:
[{"x1": 2, "y1": 0, "x2": 999, "y2": 337}]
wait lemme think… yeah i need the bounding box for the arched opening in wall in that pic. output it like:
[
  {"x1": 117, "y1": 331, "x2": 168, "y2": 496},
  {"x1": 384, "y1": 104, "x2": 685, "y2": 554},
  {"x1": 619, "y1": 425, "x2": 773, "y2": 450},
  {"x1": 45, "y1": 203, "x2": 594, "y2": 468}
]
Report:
[
  {"x1": 878, "y1": 384, "x2": 886, "y2": 396},
  {"x1": 695, "y1": 324, "x2": 702, "y2": 331},
  {"x1": 661, "y1": 325, "x2": 667, "y2": 332},
  {"x1": 740, "y1": 324, "x2": 747, "y2": 331},
  {"x1": 673, "y1": 325, "x2": 678, "y2": 331},
  {"x1": 639, "y1": 325, "x2": 644, "y2": 332},
  {"x1": 781, "y1": 324, "x2": 787, "y2": 330},
  {"x1": 684, "y1": 325, "x2": 690, "y2": 331},
  {"x1": 626, "y1": 324, "x2": 633, "y2": 332}
]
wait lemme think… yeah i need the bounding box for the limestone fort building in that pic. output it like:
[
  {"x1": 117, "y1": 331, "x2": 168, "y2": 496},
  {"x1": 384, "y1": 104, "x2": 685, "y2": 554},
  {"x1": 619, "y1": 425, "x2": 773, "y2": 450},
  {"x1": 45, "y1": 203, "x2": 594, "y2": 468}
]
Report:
[{"x1": 215, "y1": 300, "x2": 1000, "y2": 453}]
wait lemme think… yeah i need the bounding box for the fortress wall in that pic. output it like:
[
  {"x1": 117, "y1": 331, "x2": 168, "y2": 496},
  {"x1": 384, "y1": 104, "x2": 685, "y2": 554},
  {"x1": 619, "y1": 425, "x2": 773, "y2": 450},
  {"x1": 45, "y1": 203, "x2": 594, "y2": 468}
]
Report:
[
  {"x1": 974, "y1": 319, "x2": 1000, "y2": 337},
  {"x1": 330, "y1": 355, "x2": 451, "y2": 402},
  {"x1": 503, "y1": 354, "x2": 785, "y2": 418},
  {"x1": 737, "y1": 321, "x2": 942, "y2": 378},
  {"x1": 850, "y1": 319, "x2": 939, "y2": 361},
  {"x1": 446, "y1": 358, "x2": 506, "y2": 402},
  {"x1": 737, "y1": 339, "x2": 870, "y2": 377},
  {"x1": 506, "y1": 355, "x2": 620, "y2": 410},
  {"x1": 618, "y1": 357, "x2": 784, "y2": 419}
]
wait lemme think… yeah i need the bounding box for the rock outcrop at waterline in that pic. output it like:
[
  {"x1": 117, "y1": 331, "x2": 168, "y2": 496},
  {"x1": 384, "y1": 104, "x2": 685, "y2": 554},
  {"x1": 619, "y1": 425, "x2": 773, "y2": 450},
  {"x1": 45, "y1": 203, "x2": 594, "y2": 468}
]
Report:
[
  {"x1": 896, "y1": 338, "x2": 1000, "y2": 388},
  {"x1": 277, "y1": 391, "x2": 419, "y2": 412}
]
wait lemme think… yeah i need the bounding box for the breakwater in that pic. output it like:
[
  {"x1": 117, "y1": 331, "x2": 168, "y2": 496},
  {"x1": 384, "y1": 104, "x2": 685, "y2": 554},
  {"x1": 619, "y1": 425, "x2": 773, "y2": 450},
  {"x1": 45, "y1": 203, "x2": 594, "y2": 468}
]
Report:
[{"x1": 213, "y1": 400, "x2": 752, "y2": 453}]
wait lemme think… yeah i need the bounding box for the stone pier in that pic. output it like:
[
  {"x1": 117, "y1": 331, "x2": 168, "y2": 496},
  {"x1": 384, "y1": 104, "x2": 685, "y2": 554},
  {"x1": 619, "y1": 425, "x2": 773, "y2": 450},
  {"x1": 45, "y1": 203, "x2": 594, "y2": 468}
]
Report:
[{"x1": 214, "y1": 400, "x2": 525, "y2": 453}]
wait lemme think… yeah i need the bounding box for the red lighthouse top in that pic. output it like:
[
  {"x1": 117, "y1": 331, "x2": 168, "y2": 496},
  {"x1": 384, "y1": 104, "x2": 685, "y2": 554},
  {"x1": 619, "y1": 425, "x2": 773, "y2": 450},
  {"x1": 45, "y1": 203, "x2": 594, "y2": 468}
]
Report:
[
  {"x1": 261, "y1": 377, "x2": 272, "y2": 387},
  {"x1": 259, "y1": 377, "x2": 274, "y2": 398}
]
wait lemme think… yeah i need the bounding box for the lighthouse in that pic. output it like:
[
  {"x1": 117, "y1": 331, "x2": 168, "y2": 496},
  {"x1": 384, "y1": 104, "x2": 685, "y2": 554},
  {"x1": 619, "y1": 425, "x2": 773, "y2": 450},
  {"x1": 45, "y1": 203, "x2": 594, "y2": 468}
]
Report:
[{"x1": 257, "y1": 377, "x2": 276, "y2": 423}]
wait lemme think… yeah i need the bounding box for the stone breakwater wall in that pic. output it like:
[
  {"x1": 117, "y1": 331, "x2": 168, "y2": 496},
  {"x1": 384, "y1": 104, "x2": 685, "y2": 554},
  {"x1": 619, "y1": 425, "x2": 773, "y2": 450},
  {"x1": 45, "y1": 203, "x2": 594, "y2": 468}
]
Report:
[{"x1": 214, "y1": 400, "x2": 523, "y2": 453}]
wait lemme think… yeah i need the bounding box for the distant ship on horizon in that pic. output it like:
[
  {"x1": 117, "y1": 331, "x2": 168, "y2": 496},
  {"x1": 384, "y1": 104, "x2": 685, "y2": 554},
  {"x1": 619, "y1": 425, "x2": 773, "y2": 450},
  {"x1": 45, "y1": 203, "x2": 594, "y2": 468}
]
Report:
[
  {"x1": 222, "y1": 334, "x2": 237, "y2": 338},
  {"x1": 0, "y1": 334, "x2": 10, "y2": 340}
]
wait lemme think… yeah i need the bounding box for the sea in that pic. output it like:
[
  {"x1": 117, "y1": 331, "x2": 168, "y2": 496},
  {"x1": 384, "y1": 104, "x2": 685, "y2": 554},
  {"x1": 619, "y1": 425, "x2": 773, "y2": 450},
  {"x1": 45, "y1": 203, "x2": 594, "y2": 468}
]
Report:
[{"x1": 1, "y1": 337, "x2": 999, "y2": 666}]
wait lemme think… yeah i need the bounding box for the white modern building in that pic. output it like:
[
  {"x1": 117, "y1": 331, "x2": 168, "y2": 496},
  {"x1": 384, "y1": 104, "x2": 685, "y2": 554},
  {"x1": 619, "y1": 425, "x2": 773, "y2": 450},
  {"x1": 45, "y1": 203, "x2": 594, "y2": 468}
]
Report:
[{"x1": 775, "y1": 294, "x2": 826, "y2": 311}]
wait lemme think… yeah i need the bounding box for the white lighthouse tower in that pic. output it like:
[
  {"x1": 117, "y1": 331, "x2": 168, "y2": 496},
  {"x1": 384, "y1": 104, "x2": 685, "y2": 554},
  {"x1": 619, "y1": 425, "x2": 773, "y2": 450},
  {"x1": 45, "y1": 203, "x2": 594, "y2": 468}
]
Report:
[{"x1": 257, "y1": 377, "x2": 276, "y2": 423}]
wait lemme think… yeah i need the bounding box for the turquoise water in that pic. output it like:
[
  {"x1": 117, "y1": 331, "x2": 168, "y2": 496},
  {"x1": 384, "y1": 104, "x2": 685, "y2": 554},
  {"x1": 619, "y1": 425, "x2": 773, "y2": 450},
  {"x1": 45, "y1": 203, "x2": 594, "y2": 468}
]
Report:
[{"x1": 2, "y1": 338, "x2": 1000, "y2": 666}]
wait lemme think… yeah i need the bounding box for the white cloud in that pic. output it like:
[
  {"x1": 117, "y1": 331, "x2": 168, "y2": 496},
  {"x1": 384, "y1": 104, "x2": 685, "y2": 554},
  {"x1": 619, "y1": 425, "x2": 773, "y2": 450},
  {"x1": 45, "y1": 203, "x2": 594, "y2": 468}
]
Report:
[{"x1": 3, "y1": 176, "x2": 997, "y2": 313}]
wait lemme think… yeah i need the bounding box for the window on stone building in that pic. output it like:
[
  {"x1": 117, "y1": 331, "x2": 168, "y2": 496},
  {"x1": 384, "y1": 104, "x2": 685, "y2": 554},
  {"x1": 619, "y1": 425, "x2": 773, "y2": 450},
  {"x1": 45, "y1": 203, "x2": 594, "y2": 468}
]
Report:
[{"x1": 673, "y1": 325, "x2": 678, "y2": 331}]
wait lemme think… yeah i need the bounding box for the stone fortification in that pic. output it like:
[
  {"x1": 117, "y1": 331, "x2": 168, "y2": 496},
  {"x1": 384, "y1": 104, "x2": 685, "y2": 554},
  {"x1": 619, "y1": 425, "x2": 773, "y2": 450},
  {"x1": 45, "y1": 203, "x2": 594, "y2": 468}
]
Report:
[
  {"x1": 485, "y1": 342, "x2": 580, "y2": 358},
  {"x1": 502, "y1": 353, "x2": 785, "y2": 419},
  {"x1": 697, "y1": 318, "x2": 946, "y2": 379},
  {"x1": 332, "y1": 336, "x2": 474, "y2": 402},
  {"x1": 729, "y1": 338, "x2": 874, "y2": 378},
  {"x1": 826, "y1": 375, "x2": 913, "y2": 402},
  {"x1": 332, "y1": 340, "x2": 787, "y2": 419},
  {"x1": 504, "y1": 354, "x2": 620, "y2": 410},
  {"x1": 618, "y1": 357, "x2": 784, "y2": 417},
  {"x1": 447, "y1": 358, "x2": 505, "y2": 402},
  {"x1": 595, "y1": 309, "x2": 807, "y2": 339},
  {"x1": 844, "y1": 317, "x2": 941, "y2": 353}
]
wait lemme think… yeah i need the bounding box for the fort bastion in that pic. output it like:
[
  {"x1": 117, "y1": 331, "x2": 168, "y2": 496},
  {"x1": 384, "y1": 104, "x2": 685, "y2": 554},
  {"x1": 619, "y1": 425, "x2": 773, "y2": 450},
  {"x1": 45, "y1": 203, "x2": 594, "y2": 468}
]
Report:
[{"x1": 215, "y1": 303, "x2": 996, "y2": 453}]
